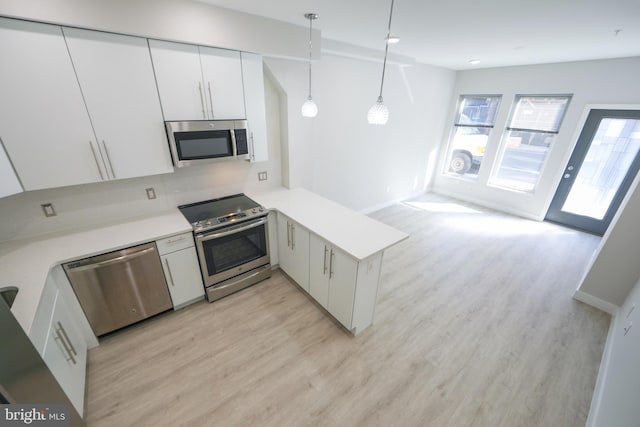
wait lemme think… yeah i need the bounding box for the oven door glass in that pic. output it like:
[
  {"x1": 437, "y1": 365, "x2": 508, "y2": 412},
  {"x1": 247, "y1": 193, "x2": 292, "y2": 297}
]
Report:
[
  {"x1": 196, "y1": 218, "x2": 269, "y2": 285},
  {"x1": 174, "y1": 129, "x2": 234, "y2": 160}
]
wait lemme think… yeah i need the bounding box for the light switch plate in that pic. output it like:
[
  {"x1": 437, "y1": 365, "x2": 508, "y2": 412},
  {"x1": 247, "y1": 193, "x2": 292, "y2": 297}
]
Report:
[{"x1": 258, "y1": 171, "x2": 268, "y2": 181}]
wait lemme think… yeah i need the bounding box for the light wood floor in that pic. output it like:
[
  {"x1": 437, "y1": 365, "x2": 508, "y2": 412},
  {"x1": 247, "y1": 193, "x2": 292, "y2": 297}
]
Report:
[{"x1": 85, "y1": 193, "x2": 610, "y2": 427}]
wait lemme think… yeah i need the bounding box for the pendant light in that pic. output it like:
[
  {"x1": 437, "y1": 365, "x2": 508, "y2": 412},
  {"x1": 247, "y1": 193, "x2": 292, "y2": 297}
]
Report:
[
  {"x1": 368, "y1": 0, "x2": 396, "y2": 125},
  {"x1": 301, "y1": 13, "x2": 319, "y2": 118}
]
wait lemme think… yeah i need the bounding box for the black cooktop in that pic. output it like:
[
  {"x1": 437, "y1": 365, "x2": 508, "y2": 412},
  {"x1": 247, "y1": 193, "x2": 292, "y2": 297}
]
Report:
[{"x1": 178, "y1": 194, "x2": 266, "y2": 233}]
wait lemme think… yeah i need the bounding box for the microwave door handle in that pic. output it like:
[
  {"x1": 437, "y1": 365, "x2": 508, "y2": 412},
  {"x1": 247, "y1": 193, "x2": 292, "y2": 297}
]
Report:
[{"x1": 230, "y1": 129, "x2": 238, "y2": 157}]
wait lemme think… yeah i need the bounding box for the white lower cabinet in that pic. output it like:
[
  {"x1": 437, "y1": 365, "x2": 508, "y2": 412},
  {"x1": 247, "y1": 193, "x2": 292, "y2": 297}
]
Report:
[
  {"x1": 309, "y1": 234, "x2": 382, "y2": 332},
  {"x1": 42, "y1": 290, "x2": 87, "y2": 416},
  {"x1": 156, "y1": 233, "x2": 205, "y2": 309},
  {"x1": 277, "y1": 213, "x2": 310, "y2": 291},
  {"x1": 30, "y1": 273, "x2": 88, "y2": 416}
]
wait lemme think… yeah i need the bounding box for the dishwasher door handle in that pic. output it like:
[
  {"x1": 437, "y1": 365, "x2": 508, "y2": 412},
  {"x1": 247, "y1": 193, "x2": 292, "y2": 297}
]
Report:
[{"x1": 64, "y1": 246, "x2": 157, "y2": 272}]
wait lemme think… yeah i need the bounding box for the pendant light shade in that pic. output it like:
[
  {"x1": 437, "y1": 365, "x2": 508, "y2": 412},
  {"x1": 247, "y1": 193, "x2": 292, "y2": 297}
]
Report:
[
  {"x1": 301, "y1": 97, "x2": 318, "y2": 117},
  {"x1": 367, "y1": 96, "x2": 389, "y2": 125},
  {"x1": 302, "y1": 13, "x2": 318, "y2": 118},
  {"x1": 368, "y1": 0, "x2": 395, "y2": 125}
]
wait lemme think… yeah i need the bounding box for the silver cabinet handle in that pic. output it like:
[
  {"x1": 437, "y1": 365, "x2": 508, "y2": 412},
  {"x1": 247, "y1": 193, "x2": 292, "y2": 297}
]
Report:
[
  {"x1": 57, "y1": 322, "x2": 77, "y2": 356},
  {"x1": 101, "y1": 141, "x2": 116, "y2": 179},
  {"x1": 207, "y1": 81, "x2": 214, "y2": 118},
  {"x1": 291, "y1": 225, "x2": 296, "y2": 250},
  {"x1": 164, "y1": 258, "x2": 175, "y2": 287},
  {"x1": 166, "y1": 236, "x2": 186, "y2": 244},
  {"x1": 323, "y1": 245, "x2": 328, "y2": 275},
  {"x1": 329, "y1": 249, "x2": 335, "y2": 279},
  {"x1": 54, "y1": 322, "x2": 76, "y2": 365},
  {"x1": 250, "y1": 132, "x2": 255, "y2": 162},
  {"x1": 89, "y1": 141, "x2": 105, "y2": 180},
  {"x1": 286, "y1": 222, "x2": 291, "y2": 248},
  {"x1": 198, "y1": 82, "x2": 206, "y2": 119}
]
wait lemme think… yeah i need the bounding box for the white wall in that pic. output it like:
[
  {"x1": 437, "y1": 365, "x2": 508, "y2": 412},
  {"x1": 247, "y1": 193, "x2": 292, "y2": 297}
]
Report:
[
  {"x1": 0, "y1": 74, "x2": 283, "y2": 243},
  {"x1": 577, "y1": 168, "x2": 640, "y2": 308},
  {"x1": 432, "y1": 57, "x2": 640, "y2": 220},
  {"x1": 266, "y1": 52, "x2": 455, "y2": 212},
  {"x1": 587, "y1": 276, "x2": 640, "y2": 427}
]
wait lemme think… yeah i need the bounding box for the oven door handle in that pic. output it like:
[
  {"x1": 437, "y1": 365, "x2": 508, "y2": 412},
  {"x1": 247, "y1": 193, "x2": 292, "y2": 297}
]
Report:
[{"x1": 196, "y1": 217, "x2": 267, "y2": 242}]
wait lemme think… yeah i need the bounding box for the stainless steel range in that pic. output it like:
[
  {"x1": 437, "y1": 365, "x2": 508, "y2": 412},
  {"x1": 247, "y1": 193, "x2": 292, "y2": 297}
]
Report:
[{"x1": 178, "y1": 194, "x2": 271, "y2": 302}]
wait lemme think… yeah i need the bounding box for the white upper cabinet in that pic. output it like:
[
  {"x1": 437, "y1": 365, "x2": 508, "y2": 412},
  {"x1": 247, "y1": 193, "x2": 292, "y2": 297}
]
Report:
[
  {"x1": 0, "y1": 18, "x2": 103, "y2": 190},
  {"x1": 148, "y1": 40, "x2": 208, "y2": 121},
  {"x1": 63, "y1": 28, "x2": 173, "y2": 180},
  {"x1": 149, "y1": 40, "x2": 246, "y2": 121},
  {"x1": 241, "y1": 52, "x2": 269, "y2": 163},
  {"x1": 199, "y1": 46, "x2": 246, "y2": 120},
  {"x1": 0, "y1": 139, "x2": 22, "y2": 198}
]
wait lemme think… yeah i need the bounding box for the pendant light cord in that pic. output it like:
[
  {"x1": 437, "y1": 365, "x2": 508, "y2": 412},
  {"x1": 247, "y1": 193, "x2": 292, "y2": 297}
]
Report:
[
  {"x1": 378, "y1": 0, "x2": 395, "y2": 99},
  {"x1": 308, "y1": 15, "x2": 313, "y2": 98}
]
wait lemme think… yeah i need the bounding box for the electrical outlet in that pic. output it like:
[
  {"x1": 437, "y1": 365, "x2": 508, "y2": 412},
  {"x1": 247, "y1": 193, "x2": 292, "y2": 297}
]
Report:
[
  {"x1": 146, "y1": 188, "x2": 156, "y2": 200},
  {"x1": 41, "y1": 203, "x2": 56, "y2": 217},
  {"x1": 258, "y1": 171, "x2": 268, "y2": 181}
]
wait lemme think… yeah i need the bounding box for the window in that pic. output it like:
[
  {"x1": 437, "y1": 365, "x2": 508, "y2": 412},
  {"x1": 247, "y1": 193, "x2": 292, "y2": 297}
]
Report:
[
  {"x1": 489, "y1": 95, "x2": 571, "y2": 192},
  {"x1": 444, "y1": 95, "x2": 501, "y2": 178}
]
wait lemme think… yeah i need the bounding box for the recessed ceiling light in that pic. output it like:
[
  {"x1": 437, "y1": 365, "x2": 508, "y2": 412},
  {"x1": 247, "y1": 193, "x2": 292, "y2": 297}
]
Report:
[
  {"x1": 469, "y1": 59, "x2": 481, "y2": 65},
  {"x1": 386, "y1": 36, "x2": 400, "y2": 44}
]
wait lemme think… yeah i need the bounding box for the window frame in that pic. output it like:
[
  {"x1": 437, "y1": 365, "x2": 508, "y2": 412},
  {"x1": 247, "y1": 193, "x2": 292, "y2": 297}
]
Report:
[
  {"x1": 442, "y1": 94, "x2": 502, "y2": 179},
  {"x1": 488, "y1": 94, "x2": 572, "y2": 193}
]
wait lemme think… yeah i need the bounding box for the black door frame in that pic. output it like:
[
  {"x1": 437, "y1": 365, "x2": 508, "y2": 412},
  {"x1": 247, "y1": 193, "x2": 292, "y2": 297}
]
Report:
[{"x1": 545, "y1": 109, "x2": 640, "y2": 236}]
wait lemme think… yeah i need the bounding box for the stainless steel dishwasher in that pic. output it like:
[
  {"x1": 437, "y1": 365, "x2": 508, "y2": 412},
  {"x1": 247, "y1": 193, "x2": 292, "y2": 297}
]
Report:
[{"x1": 63, "y1": 242, "x2": 172, "y2": 337}]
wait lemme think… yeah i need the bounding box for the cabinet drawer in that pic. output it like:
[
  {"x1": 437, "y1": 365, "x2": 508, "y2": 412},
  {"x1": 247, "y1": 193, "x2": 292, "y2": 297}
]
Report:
[{"x1": 156, "y1": 232, "x2": 194, "y2": 255}]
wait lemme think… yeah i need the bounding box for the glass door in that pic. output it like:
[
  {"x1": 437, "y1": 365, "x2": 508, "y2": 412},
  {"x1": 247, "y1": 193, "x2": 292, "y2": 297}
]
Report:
[{"x1": 546, "y1": 109, "x2": 640, "y2": 235}]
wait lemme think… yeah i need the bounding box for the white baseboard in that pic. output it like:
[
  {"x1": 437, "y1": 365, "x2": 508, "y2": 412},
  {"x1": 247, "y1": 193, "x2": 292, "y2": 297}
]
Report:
[
  {"x1": 431, "y1": 188, "x2": 543, "y2": 221},
  {"x1": 573, "y1": 290, "x2": 619, "y2": 315},
  {"x1": 585, "y1": 315, "x2": 617, "y2": 427},
  {"x1": 359, "y1": 190, "x2": 428, "y2": 215}
]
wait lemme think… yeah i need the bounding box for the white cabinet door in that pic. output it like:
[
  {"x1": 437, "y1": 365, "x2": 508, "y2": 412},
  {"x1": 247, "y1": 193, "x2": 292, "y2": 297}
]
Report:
[
  {"x1": 161, "y1": 247, "x2": 205, "y2": 309},
  {"x1": 149, "y1": 39, "x2": 208, "y2": 121},
  {"x1": 0, "y1": 18, "x2": 102, "y2": 190},
  {"x1": 309, "y1": 233, "x2": 330, "y2": 308},
  {"x1": 199, "y1": 46, "x2": 245, "y2": 120},
  {"x1": 0, "y1": 139, "x2": 22, "y2": 198},
  {"x1": 241, "y1": 52, "x2": 268, "y2": 162},
  {"x1": 43, "y1": 290, "x2": 87, "y2": 416},
  {"x1": 63, "y1": 28, "x2": 173, "y2": 180},
  {"x1": 277, "y1": 213, "x2": 310, "y2": 291},
  {"x1": 327, "y1": 247, "x2": 358, "y2": 330}
]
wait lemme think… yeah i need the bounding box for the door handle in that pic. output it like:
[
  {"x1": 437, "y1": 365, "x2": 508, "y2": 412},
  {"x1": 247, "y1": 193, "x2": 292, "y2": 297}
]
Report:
[
  {"x1": 89, "y1": 141, "x2": 105, "y2": 180},
  {"x1": 323, "y1": 245, "x2": 328, "y2": 275},
  {"x1": 207, "y1": 81, "x2": 215, "y2": 118},
  {"x1": 198, "y1": 82, "x2": 206, "y2": 119},
  {"x1": 101, "y1": 141, "x2": 116, "y2": 179},
  {"x1": 291, "y1": 225, "x2": 296, "y2": 250},
  {"x1": 54, "y1": 322, "x2": 77, "y2": 365},
  {"x1": 164, "y1": 258, "x2": 175, "y2": 287},
  {"x1": 329, "y1": 249, "x2": 335, "y2": 279}
]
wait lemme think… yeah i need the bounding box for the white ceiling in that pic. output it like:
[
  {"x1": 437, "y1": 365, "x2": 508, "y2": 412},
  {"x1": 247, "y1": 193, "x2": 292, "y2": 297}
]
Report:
[{"x1": 197, "y1": 0, "x2": 640, "y2": 70}]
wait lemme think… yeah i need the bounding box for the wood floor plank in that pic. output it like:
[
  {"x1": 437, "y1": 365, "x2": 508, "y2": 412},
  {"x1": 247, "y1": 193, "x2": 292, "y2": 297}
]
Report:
[{"x1": 84, "y1": 194, "x2": 610, "y2": 426}]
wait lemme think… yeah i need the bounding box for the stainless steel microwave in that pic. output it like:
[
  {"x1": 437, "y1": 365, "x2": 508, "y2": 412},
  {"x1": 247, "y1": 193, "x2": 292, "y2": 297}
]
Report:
[{"x1": 165, "y1": 120, "x2": 249, "y2": 167}]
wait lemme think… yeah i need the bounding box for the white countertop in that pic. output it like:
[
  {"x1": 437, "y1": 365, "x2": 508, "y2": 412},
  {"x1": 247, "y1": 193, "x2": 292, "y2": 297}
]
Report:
[
  {"x1": 249, "y1": 188, "x2": 409, "y2": 261},
  {"x1": 1, "y1": 210, "x2": 192, "y2": 334}
]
